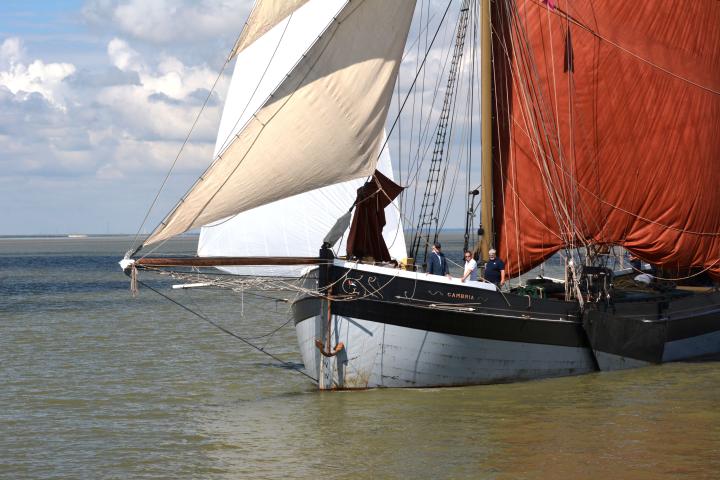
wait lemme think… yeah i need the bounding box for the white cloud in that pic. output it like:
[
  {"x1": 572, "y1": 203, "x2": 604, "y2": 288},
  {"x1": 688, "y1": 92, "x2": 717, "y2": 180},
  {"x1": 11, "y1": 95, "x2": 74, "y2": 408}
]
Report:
[
  {"x1": 0, "y1": 37, "x2": 23, "y2": 65},
  {"x1": 84, "y1": 0, "x2": 252, "y2": 44},
  {"x1": 98, "y1": 36, "x2": 225, "y2": 148},
  {"x1": 107, "y1": 36, "x2": 224, "y2": 100},
  {"x1": 0, "y1": 32, "x2": 225, "y2": 190},
  {"x1": 107, "y1": 37, "x2": 142, "y2": 72},
  {"x1": 0, "y1": 37, "x2": 76, "y2": 108}
]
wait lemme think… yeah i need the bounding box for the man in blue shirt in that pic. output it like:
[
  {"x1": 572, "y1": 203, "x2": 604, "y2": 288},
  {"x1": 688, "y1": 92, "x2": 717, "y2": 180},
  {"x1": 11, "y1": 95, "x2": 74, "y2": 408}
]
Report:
[
  {"x1": 484, "y1": 248, "x2": 505, "y2": 287},
  {"x1": 426, "y1": 242, "x2": 450, "y2": 278}
]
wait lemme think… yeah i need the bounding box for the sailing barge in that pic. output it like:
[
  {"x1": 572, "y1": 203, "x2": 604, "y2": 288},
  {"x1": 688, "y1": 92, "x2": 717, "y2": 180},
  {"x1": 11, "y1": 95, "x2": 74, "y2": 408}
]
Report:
[{"x1": 123, "y1": 0, "x2": 720, "y2": 389}]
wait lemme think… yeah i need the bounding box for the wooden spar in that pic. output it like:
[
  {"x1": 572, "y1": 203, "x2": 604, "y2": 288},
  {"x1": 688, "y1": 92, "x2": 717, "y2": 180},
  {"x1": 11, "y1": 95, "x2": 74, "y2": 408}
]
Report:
[
  {"x1": 479, "y1": 0, "x2": 493, "y2": 262},
  {"x1": 134, "y1": 256, "x2": 325, "y2": 267}
]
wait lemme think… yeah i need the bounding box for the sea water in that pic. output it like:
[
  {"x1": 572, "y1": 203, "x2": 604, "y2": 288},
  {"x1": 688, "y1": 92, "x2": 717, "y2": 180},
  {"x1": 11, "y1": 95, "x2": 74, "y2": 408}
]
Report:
[{"x1": 1, "y1": 235, "x2": 719, "y2": 479}]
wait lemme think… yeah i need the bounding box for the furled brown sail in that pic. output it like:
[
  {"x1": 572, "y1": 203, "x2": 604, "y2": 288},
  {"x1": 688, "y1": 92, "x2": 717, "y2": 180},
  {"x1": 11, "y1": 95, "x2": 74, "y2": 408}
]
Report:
[
  {"x1": 347, "y1": 170, "x2": 404, "y2": 262},
  {"x1": 492, "y1": 0, "x2": 720, "y2": 279}
]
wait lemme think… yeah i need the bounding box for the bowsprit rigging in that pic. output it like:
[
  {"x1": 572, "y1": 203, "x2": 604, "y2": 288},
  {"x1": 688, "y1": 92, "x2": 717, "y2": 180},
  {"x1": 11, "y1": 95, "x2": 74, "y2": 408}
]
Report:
[{"x1": 128, "y1": 266, "x2": 320, "y2": 384}]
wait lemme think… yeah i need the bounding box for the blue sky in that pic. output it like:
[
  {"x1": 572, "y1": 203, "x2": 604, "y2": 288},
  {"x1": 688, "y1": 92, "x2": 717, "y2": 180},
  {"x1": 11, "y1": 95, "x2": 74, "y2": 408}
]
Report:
[
  {"x1": 0, "y1": 1, "x2": 472, "y2": 235},
  {"x1": 0, "y1": 1, "x2": 84, "y2": 36}
]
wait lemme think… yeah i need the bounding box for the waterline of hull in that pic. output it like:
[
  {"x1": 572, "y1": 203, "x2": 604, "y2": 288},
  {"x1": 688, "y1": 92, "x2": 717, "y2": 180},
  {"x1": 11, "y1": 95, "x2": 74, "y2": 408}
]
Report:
[
  {"x1": 295, "y1": 314, "x2": 596, "y2": 389},
  {"x1": 662, "y1": 329, "x2": 720, "y2": 362}
]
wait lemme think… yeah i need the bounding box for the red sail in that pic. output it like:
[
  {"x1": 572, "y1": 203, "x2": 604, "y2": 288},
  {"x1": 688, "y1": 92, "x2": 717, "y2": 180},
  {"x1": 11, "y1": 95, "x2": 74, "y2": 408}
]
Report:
[{"x1": 492, "y1": 0, "x2": 720, "y2": 279}]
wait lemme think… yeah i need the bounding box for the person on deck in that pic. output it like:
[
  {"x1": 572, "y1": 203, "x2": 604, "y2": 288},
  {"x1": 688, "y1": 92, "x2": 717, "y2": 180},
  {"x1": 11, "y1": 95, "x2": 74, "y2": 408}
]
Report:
[
  {"x1": 427, "y1": 242, "x2": 450, "y2": 278},
  {"x1": 484, "y1": 248, "x2": 505, "y2": 287},
  {"x1": 461, "y1": 250, "x2": 478, "y2": 283}
]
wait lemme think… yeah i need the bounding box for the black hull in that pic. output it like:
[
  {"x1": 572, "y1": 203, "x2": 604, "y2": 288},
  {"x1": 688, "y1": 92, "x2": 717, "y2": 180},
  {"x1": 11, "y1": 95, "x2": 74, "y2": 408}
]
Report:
[
  {"x1": 583, "y1": 290, "x2": 720, "y2": 370},
  {"x1": 295, "y1": 263, "x2": 720, "y2": 382},
  {"x1": 301, "y1": 263, "x2": 588, "y2": 346},
  {"x1": 293, "y1": 263, "x2": 597, "y2": 387}
]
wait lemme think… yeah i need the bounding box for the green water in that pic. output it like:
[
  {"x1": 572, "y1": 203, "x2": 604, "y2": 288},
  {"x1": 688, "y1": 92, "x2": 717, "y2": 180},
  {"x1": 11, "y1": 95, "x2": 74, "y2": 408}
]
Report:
[{"x1": 1, "y1": 236, "x2": 719, "y2": 479}]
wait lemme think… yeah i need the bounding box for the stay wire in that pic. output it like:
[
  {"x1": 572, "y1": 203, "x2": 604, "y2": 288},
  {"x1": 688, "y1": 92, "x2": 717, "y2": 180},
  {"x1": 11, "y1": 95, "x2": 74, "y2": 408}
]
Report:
[
  {"x1": 377, "y1": 0, "x2": 454, "y2": 165},
  {"x1": 134, "y1": 277, "x2": 318, "y2": 383},
  {"x1": 178, "y1": 278, "x2": 299, "y2": 342},
  {"x1": 127, "y1": 46, "x2": 238, "y2": 257}
]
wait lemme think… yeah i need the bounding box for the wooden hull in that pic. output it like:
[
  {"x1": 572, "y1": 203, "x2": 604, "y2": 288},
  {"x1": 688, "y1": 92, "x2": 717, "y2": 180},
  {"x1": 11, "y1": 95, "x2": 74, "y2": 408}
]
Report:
[
  {"x1": 292, "y1": 262, "x2": 720, "y2": 388},
  {"x1": 293, "y1": 261, "x2": 595, "y2": 388}
]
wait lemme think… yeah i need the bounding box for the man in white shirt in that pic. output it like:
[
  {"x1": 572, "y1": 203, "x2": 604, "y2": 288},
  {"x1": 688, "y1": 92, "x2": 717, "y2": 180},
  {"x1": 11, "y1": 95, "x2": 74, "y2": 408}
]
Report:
[{"x1": 461, "y1": 250, "x2": 478, "y2": 283}]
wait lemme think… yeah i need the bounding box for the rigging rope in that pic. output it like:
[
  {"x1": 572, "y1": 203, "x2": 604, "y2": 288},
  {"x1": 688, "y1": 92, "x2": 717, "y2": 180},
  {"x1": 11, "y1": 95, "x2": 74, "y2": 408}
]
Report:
[
  {"x1": 492, "y1": 0, "x2": 711, "y2": 289},
  {"x1": 410, "y1": 1, "x2": 472, "y2": 267},
  {"x1": 138, "y1": 2, "x2": 374, "y2": 259},
  {"x1": 377, "y1": 0, "x2": 454, "y2": 171},
  {"x1": 134, "y1": 276, "x2": 318, "y2": 383},
  {"x1": 538, "y1": 0, "x2": 720, "y2": 97},
  {"x1": 127, "y1": 58, "x2": 233, "y2": 257},
  {"x1": 126, "y1": 19, "x2": 250, "y2": 258}
]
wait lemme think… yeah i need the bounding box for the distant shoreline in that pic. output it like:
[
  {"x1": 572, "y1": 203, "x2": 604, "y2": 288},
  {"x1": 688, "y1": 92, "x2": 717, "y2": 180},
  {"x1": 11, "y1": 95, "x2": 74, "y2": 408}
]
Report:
[
  {"x1": 0, "y1": 228, "x2": 468, "y2": 240},
  {"x1": 0, "y1": 233, "x2": 201, "y2": 240}
]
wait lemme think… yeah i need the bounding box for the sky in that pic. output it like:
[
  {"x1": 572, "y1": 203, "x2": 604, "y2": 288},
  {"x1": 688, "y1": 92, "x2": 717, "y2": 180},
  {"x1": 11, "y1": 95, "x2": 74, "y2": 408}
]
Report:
[{"x1": 0, "y1": 0, "x2": 476, "y2": 236}]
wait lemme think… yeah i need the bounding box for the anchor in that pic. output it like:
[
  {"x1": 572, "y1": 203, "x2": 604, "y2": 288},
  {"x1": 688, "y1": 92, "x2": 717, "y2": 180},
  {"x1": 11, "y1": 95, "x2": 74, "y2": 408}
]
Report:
[{"x1": 314, "y1": 339, "x2": 345, "y2": 357}]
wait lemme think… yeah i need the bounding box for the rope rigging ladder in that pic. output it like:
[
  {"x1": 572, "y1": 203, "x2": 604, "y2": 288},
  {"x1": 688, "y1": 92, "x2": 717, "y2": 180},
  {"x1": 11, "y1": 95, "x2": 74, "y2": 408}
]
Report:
[{"x1": 409, "y1": 1, "x2": 472, "y2": 269}]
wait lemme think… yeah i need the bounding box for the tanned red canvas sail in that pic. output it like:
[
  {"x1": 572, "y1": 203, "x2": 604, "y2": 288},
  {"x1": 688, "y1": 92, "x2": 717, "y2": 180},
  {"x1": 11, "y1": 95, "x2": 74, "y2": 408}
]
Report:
[{"x1": 492, "y1": 0, "x2": 720, "y2": 279}]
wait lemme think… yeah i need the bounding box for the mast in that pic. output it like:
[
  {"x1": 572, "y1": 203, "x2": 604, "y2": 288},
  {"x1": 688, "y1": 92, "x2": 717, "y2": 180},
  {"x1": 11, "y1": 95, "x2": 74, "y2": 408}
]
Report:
[{"x1": 478, "y1": 0, "x2": 493, "y2": 262}]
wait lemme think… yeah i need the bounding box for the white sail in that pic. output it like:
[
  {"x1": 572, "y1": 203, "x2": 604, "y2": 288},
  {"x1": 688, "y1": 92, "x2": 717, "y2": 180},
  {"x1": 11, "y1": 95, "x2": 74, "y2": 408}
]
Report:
[
  {"x1": 143, "y1": 0, "x2": 417, "y2": 247},
  {"x1": 211, "y1": 0, "x2": 346, "y2": 162},
  {"x1": 197, "y1": 146, "x2": 407, "y2": 277},
  {"x1": 196, "y1": 0, "x2": 406, "y2": 276},
  {"x1": 230, "y1": 0, "x2": 311, "y2": 58}
]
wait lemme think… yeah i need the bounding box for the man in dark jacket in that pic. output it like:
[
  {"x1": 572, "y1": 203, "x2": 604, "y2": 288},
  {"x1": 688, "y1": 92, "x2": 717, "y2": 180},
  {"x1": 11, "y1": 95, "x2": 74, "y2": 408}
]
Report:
[
  {"x1": 484, "y1": 248, "x2": 505, "y2": 287},
  {"x1": 427, "y1": 242, "x2": 450, "y2": 278}
]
